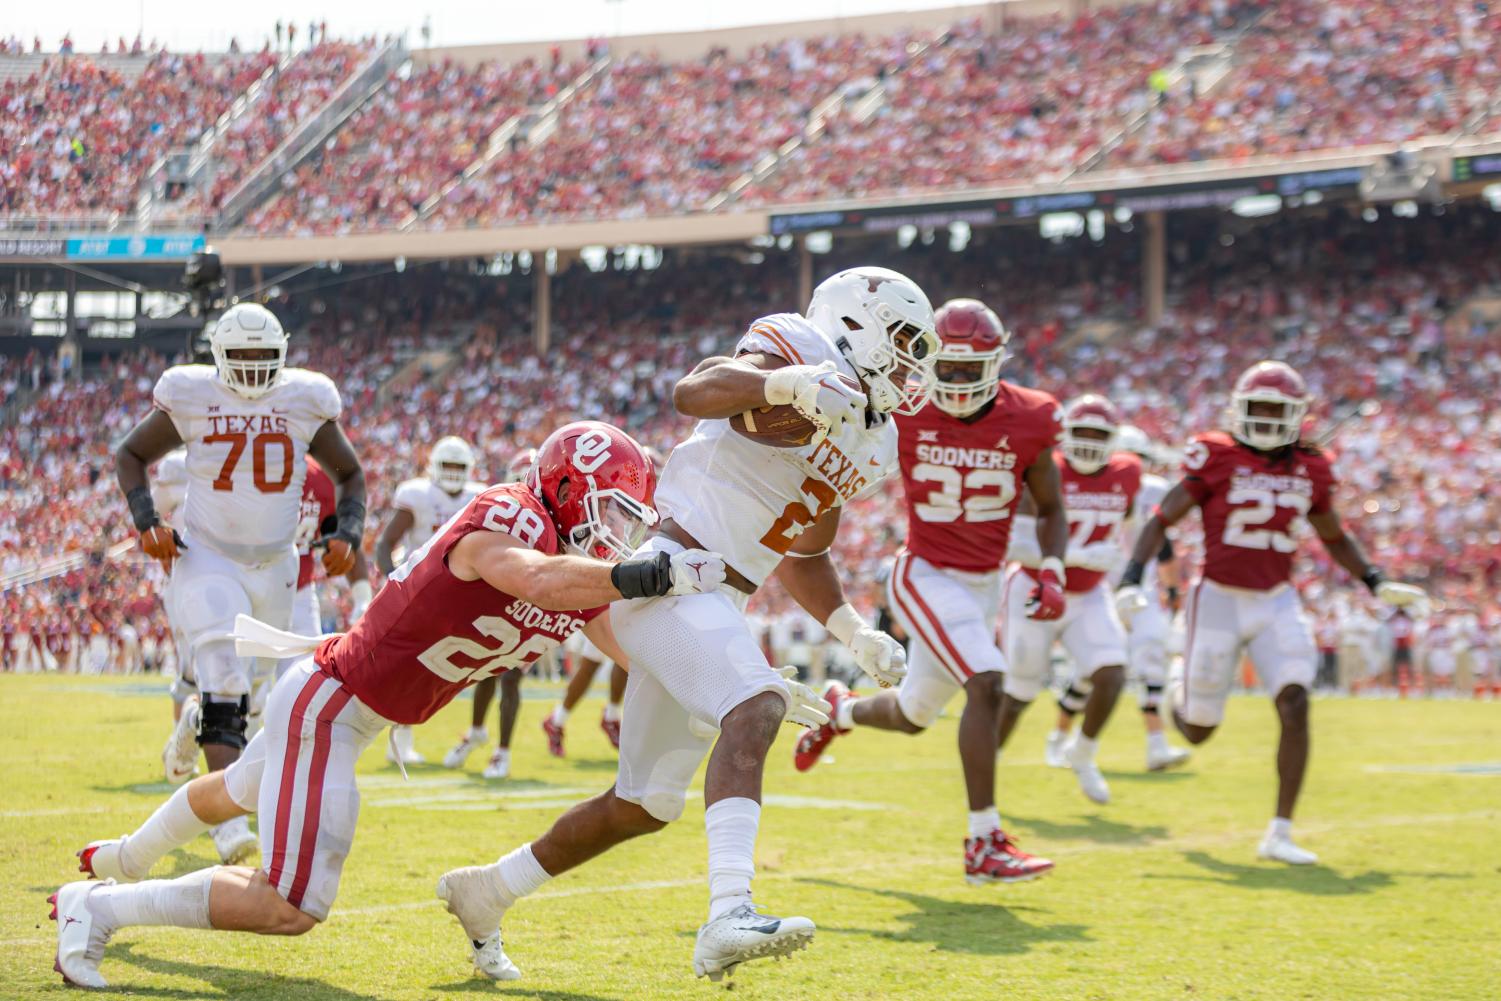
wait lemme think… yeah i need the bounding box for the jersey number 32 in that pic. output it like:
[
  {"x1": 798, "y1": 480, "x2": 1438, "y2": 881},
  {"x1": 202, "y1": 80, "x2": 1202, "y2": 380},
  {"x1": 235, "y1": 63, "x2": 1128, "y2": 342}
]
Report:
[{"x1": 911, "y1": 465, "x2": 1016, "y2": 523}]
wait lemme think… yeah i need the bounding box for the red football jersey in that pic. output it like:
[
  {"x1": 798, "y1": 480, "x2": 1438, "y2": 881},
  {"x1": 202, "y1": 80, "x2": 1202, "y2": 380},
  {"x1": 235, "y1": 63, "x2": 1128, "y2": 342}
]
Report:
[
  {"x1": 314, "y1": 483, "x2": 604, "y2": 724},
  {"x1": 295, "y1": 456, "x2": 337, "y2": 589},
  {"x1": 895, "y1": 382, "x2": 1063, "y2": 573},
  {"x1": 1023, "y1": 449, "x2": 1141, "y2": 594},
  {"x1": 1180, "y1": 431, "x2": 1335, "y2": 591}
]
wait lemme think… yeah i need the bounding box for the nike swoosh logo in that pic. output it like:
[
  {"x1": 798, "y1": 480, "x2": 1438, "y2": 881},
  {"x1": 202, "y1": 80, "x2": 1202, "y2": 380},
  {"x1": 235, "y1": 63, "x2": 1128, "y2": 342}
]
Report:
[{"x1": 735, "y1": 921, "x2": 782, "y2": 934}]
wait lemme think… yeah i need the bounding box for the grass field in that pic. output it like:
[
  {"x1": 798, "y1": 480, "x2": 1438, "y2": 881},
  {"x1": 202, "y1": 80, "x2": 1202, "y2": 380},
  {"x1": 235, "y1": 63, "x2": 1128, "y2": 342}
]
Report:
[{"x1": 2, "y1": 674, "x2": 1499, "y2": 1001}]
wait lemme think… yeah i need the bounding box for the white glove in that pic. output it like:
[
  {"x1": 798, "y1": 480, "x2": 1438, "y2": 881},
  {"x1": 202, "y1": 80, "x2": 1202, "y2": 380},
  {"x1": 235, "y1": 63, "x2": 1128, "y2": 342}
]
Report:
[
  {"x1": 1375, "y1": 580, "x2": 1426, "y2": 610},
  {"x1": 667, "y1": 549, "x2": 727, "y2": 595},
  {"x1": 1115, "y1": 586, "x2": 1148, "y2": 628},
  {"x1": 764, "y1": 360, "x2": 867, "y2": 443},
  {"x1": 1068, "y1": 540, "x2": 1124, "y2": 573},
  {"x1": 827, "y1": 603, "x2": 906, "y2": 688},
  {"x1": 774, "y1": 666, "x2": 832, "y2": 728}
]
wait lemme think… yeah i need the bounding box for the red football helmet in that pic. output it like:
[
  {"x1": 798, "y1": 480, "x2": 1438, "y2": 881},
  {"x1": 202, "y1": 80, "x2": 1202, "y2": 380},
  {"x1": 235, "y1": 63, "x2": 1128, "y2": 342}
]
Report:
[
  {"x1": 931, "y1": 298, "x2": 1009, "y2": 417},
  {"x1": 528, "y1": 421, "x2": 658, "y2": 561},
  {"x1": 1231, "y1": 361, "x2": 1309, "y2": 450},
  {"x1": 505, "y1": 447, "x2": 538, "y2": 484},
  {"x1": 1062, "y1": 394, "x2": 1121, "y2": 474}
]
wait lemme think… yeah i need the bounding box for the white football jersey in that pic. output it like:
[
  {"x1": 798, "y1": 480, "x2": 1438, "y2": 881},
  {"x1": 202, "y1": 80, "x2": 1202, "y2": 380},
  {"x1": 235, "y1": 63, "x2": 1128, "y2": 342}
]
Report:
[
  {"x1": 391, "y1": 476, "x2": 487, "y2": 556},
  {"x1": 655, "y1": 312, "x2": 897, "y2": 587},
  {"x1": 153, "y1": 364, "x2": 341, "y2": 564},
  {"x1": 152, "y1": 448, "x2": 189, "y2": 531},
  {"x1": 1110, "y1": 470, "x2": 1168, "y2": 599}
]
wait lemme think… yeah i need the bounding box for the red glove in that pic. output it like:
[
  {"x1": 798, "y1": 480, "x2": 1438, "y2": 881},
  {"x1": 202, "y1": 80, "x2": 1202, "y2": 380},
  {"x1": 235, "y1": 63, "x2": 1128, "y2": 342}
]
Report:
[
  {"x1": 140, "y1": 525, "x2": 185, "y2": 574},
  {"x1": 1027, "y1": 561, "x2": 1066, "y2": 621},
  {"x1": 320, "y1": 537, "x2": 357, "y2": 576}
]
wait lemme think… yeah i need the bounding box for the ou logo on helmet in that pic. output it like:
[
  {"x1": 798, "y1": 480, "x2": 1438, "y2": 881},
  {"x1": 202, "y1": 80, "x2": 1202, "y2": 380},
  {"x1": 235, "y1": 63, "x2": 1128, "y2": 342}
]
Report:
[{"x1": 572, "y1": 429, "x2": 613, "y2": 474}]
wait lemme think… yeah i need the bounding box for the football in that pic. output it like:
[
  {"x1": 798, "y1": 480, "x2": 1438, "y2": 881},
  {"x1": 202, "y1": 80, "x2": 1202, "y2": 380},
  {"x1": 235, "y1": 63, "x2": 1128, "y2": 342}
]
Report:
[{"x1": 729, "y1": 373, "x2": 862, "y2": 447}]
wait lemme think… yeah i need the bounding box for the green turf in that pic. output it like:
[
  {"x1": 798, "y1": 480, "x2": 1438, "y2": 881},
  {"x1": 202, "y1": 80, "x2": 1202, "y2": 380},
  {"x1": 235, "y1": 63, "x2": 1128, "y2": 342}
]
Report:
[{"x1": 2, "y1": 675, "x2": 1498, "y2": 1000}]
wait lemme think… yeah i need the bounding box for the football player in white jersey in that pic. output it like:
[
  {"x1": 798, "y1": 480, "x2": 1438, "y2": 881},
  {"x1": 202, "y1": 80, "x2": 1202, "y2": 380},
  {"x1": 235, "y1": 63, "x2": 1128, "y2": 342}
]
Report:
[
  {"x1": 114, "y1": 303, "x2": 365, "y2": 865},
  {"x1": 375, "y1": 435, "x2": 489, "y2": 767},
  {"x1": 1044, "y1": 424, "x2": 1192, "y2": 773},
  {"x1": 436, "y1": 266, "x2": 937, "y2": 983}
]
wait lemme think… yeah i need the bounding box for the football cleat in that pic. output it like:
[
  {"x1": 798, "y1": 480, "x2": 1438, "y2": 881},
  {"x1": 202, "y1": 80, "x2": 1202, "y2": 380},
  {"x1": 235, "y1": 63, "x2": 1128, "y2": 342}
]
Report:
[
  {"x1": 436, "y1": 866, "x2": 519, "y2": 979},
  {"x1": 1146, "y1": 743, "x2": 1191, "y2": 772},
  {"x1": 482, "y1": 748, "x2": 510, "y2": 780},
  {"x1": 1044, "y1": 730, "x2": 1069, "y2": 768},
  {"x1": 77, "y1": 838, "x2": 140, "y2": 883},
  {"x1": 600, "y1": 714, "x2": 621, "y2": 750},
  {"x1": 466, "y1": 931, "x2": 522, "y2": 981},
  {"x1": 793, "y1": 680, "x2": 853, "y2": 772},
  {"x1": 386, "y1": 725, "x2": 425, "y2": 765},
  {"x1": 964, "y1": 830, "x2": 1054, "y2": 885},
  {"x1": 50, "y1": 880, "x2": 112, "y2": 989},
  {"x1": 541, "y1": 716, "x2": 565, "y2": 758},
  {"x1": 692, "y1": 902, "x2": 815, "y2": 982},
  {"x1": 162, "y1": 695, "x2": 201, "y2": 785},
  {"x1": 1258, "y1": 832, "x2": 1318, "y2": 865},
  {"x1": 442, "y1": 729, "x2": 489, "y2": 770},
  {"x1": 211, "y1": 817, "x2": 258, "y2": 865},
  {"x1": 1064, "y1": 737, "x2": 1110, "y2": 805}
]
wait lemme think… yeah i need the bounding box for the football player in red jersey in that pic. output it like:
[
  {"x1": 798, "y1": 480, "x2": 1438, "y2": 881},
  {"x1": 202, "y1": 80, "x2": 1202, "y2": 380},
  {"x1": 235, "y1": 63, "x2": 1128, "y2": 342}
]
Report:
[
  {"x1": 51, "y1": 422, "x2": 729, "y2": 990},
  {"x1": 792, "y1": 298, "x2": 1068, "y2": 884},
  {"x1": 1003, "y1": 394, "x2": 1139, "y2": 806},
  {"x1": 1118, "y1": 361, "x2": 1425, "y2": 864}
]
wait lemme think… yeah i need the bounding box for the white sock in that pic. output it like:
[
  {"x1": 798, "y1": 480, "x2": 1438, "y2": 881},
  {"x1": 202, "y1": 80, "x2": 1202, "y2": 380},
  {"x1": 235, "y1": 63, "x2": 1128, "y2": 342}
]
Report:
[
  {"x1": 601, "y1": 701, "x2": 621, "y2": 723},
  {"x1": 467, "y1": 726, "x2": 489, "y2": 742},
  {"x1": 705, "y1": 797, "x2": 759, "y2": 921},
  {"x1": 1070, "y1": 734, "x2": 1099, "y2": 760},
  {"x1": 488, "y1": 843, "x2": 551, "y2": 910},
  {"x1": 1269, "y1": 817, "x2": 1293, "y2": 840},
  {"x1": 490, "y1": 747, "x2": 510, "y2": 765},
  {"x1": 119, "y1": 784, "x2": 211, "y2": 879},
  {"x1": 1146, "y1": 730, "x2": 1169, "y2": 754},
  {"x1": 88, "y1": 867, "x2": 215, "y2": 931},
  {"x1": 967, "y1": 808, "x2": 1001, "y2": 839},
  {"x1": 835, "y1": 697, "x2": 856, "y2": 731},
  {"x1": 393, "y1": 725, "x2": 414, "y2": 751},
  {"x1": 550, "y1": 703, "x2": 570, "y2": 726}
]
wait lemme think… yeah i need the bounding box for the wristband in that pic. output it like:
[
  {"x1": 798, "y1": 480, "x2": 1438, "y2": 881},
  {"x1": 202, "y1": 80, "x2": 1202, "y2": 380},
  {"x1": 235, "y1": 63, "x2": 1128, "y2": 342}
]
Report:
[
  {"x1": 1038, "y1": 556, "x2": 1065, "y2": 581},
  {"x1": 1118, "y1": 559, "x2": 1146, "y2": 589},
  {"x1": 825, "y1": 602, "x2": 866, "y2": 647},
  {"x1": 611, "y1": 551, "x2": 672, "y2": 599},
  {"x1": 334, "y1": 496, "x2": 367, "y2": 546},
  {"x1": 1361, "y1": 568, "x2": 1385, "y2": 595},
  {"x1": 349, "y1": 580, "x2": 373, "y2": 607},
  {"x1": 126, "y1": 486, "x2": 160, "y2": 532}
]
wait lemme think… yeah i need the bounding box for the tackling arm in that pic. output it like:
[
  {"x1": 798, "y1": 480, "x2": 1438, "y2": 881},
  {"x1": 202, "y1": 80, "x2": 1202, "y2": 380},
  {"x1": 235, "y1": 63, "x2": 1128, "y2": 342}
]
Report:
[{"x1": 373, "y1": 508, "x2": 416, "y2": 576}]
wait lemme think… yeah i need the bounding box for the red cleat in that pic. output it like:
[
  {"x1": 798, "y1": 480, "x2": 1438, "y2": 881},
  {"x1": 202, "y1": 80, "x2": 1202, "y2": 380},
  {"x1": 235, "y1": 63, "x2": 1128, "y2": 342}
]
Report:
[
  {"x1": 47, "y1": 892, "x2": 58, "y2": 921},
  {"x1": 600, "y1": 715, "x2": 621, "y2": 750},
  {"x1": 541, "y1": 716, "x2": 565, "y2": 758},
  {"x1": 76, "y1": 845, "x2": 98, "y2": 877},
  {"x1": 964, "y1": 831, "x2": 1053, "y2": 885},
  {"x1": 793, "y1": 681, "x2": 854, "y2": 772}
]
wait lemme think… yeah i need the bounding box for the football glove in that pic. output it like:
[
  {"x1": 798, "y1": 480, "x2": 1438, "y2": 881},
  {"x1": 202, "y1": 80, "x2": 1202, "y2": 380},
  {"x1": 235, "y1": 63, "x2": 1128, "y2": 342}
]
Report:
[
  {"x1": 764, "y1": 359, "x2": 867, "y2": 443},
  {"x1": 774, "y1": 666, "x2": 832, "y2": 729},
  {"x1": 140, "y1": 524, "x2": 186, "y2": 574},
  {"x1": 318, "y1": 536, "x2": 358, "y2": 577},
  {"x1": 1026, "y1": 560, "x2": 1067, "y2": 621},
  {"x1": 827, "y1": 603, "x2": 906, "y2": 688},
  {"x1": 1115, "y1": 585, "x2": 1149, "y2": 627},
  {"x1": 668, "y1": 548, "x2": 726, "y2": 595},
  {"x1": 1375, "y1": 580, "x2": 1426, "y2": 609}
]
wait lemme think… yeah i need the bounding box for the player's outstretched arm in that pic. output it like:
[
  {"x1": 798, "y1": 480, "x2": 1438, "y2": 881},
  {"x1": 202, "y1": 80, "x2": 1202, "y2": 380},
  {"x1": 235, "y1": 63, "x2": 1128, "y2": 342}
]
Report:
[
  {"x1": 116, "y1": 410, "x2": 186, "y2": 572},
  {"x1": 309, "y1": 421, "x2": 366, "y2": 576},
  {"x1": 1309, "y1": 510, "x2": 1425, "y2": 608},
  {"x1": 373, "y1": 508, "x2": 415, "y2": 576},
  {"x1": 450, "y1": 531, "x2": 726, "y2": 611}
]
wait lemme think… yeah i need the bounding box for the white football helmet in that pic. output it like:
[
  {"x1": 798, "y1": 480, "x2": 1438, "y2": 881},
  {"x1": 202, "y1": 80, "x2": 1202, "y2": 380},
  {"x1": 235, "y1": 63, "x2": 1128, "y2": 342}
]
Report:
[
  {"x1": 209, "y1": 303, "x2": 287, "y2": 399},
  {"x1": 806, "y1": 266, "x2": 939, "y2": 416},
  {"x1": 428, "y1": 436, "x2": 477, "y2": 493},
  {"x1": 1114, "y1": 424, "x2": 1153, "y2": 460}
]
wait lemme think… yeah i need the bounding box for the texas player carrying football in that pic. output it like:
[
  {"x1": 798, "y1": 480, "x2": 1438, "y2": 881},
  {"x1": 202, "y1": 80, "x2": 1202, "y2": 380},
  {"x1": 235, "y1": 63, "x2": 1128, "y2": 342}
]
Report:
[
  {"x1": 118, "y1": 303, "x2": 366, "y2": 868},
  {"x1": 1118, "y1": 361, "x2": 1425, "y2": 864},
  {"x1": 792, "y1": 298, "x2": 1068, "y2": 884},
  {"x1": 375, "y1": 435, "x2": 488, "y2": 767},
  {"x1": 435, "y1": 267, "x2": 934, "y2": 983},
  {"x1": 1003, "y1": 394, "x2": 1138, "y2": 805},
  {"x1": 53, "y1": 422, "x2": 729, "y2": 989}
]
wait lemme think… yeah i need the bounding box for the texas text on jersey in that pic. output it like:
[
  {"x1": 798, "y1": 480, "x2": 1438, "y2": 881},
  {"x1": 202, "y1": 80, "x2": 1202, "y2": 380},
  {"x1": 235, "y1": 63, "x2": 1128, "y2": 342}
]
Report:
[
  {"x1": 895, "y1": 381, "x2": 1063, "y2": 573},
  {"x1": 295, "y1": 457, "x2": 337, "y2": 590},
  {"x1": 1025, "y1": 449, "x2": 1141, "y2": 594},
  {"x1": 152, "y1": 363, "x2": 341, "y2": 563},
  {"x1": 315, "y1": 483, "x2": 604, "y2": 725},
  {"x1": 1181, "y1": 431, "x2": 1335, "y2": 591}
]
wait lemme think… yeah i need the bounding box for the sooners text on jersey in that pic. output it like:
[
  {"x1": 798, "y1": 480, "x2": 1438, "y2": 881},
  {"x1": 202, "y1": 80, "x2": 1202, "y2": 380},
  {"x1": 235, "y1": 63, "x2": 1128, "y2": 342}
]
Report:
[
  {"x1": 895, "y1": 381, "x2": 1063, "y2": 573},
  {"x1": 1181, "y1": 431, "x2": 1335, "y2": 591},
  {"x1": 1026, "y1": 449, "x2": 1140, "y2": 593},
  {"x1": 314, "y1": 483, "x2": 603, "y2": 724},
  {"x1": 294, "y1": 457, "x2": 337, "y2": 589}
]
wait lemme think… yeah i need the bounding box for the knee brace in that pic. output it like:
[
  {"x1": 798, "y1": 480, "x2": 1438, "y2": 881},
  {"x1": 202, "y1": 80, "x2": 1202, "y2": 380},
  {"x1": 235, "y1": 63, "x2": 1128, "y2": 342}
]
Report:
[
  {"x1": 198, "y1": 694, "x2": 250, "y2": 750},
  {"x1": 1059, "y1": 679, "x2": 1092, "y2": 714}
]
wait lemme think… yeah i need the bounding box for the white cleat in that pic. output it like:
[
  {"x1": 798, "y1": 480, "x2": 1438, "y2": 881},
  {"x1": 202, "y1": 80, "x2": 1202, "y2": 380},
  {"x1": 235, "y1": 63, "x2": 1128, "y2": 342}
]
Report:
[
  {"x1": 1064, "y1": 738, "x2": 1110, "y2": 805},
  {"x1": 162, "y1": 696, "x2": 200, "y2": 785},
  {"x1": 1044, "y1": 730, "x2": 1070, "y2": 768},
  {"x1": 76, "y1": 838, "x2": 141, "y2": 883},
  {"x1": 386, "y1": 725, "x2": 425, "y2": 765},
  {"x1": 436, "y1": 866, "x2": 519, "y2": 980},
  {"x1": 692, "y1": 903, "x2": 815, "y2": 983},
  {"x1": 1258, "y1": 832, "x2": 1318, "y2": 865},
  {"x1": 211, "y1": 816, "x2": 258, "y2": 865},
  {"x1": 49, "y1": 880, "x2": 112, "y2": 989},
  {"x1": 442, "y1": 729, "x2": 489, "y2": 769},
  {"x1": 1146, "y1": 744, "x2": 1191, "y2": 772},
  {"x1": 482, "y1": 749, "x2": 511, "y2": 780}
]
